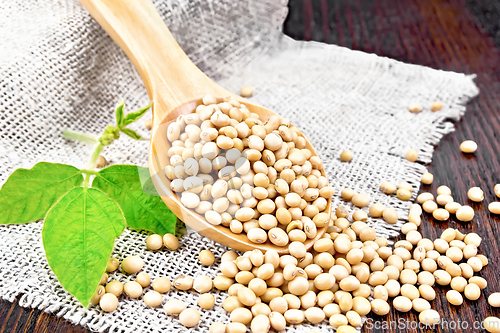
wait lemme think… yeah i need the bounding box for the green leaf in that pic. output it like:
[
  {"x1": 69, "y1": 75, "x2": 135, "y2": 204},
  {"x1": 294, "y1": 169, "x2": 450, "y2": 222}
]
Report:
[
  {"x1": 0, "y1": 162, "x2": 83, "y2": 225},
  {"x1": 175, "y1": 218, "x2": 186, "y2": 238},
  {"x1": 119, "y1": 128, "x2": 148, "y2": 141},
  {"x1": 121, "y1": 103, "x2": 152, "y2": 127},
  {"x1": 42, "y1": 187, "x2": 126, "y2": 307},
  {"x1": 115, "y1": 101, "x2": 124, "y2": 126},
  {"x1": 92, "y1": 165, "x2": 177, "y2": 235}
]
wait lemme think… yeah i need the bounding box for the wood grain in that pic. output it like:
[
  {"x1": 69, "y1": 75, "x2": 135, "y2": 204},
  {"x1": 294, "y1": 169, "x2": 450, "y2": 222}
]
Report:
[
  {"x1": 0, "y1": 298, "x2": 88, "y2": 333},
  {"x1": 2, "y1": 0, "x2": 500, "y2": 331},
  {"x1": 287, "y1": 0, "x2": 500, "y2": 331}
]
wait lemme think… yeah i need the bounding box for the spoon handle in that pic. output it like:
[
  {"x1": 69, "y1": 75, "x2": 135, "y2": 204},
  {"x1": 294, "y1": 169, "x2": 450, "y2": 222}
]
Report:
[{"x1": 80, "y1": 0, "x2": 228, "y2": 118}]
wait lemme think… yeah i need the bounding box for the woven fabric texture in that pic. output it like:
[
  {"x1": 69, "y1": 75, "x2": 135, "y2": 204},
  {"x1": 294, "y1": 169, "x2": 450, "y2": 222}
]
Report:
[{"x1": 0, "y1": 0, "x2": 478, "y2": 332}]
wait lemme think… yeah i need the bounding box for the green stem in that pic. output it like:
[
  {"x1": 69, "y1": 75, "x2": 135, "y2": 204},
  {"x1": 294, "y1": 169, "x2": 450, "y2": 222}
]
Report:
[
  {"x1": 80, "y1": 169, "x2": 98, "y2": 176},
  {"x1": 88, "y1": 143, "x2": 104, "y2": 170},
  {"x1": 83, "y1": 172, "x2": 91, "y2": 188},
  {"x1": 63, "y1": 130, "x2": 98, "y2": 144}
]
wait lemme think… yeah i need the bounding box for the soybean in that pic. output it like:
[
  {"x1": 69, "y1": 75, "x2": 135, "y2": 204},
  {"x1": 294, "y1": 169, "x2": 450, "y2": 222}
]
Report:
[
  {"x1": 340, "y1": 150, "x2": 353, "y2": 162},
  {"x1": 468, "y1": 187, "x2": 484, "y2": 202},
  {"x1": 99, "y1": 293, "x2": 118, "y2": 312},
  {"x1": 179, "y1": 308, "x2": 200, "y2": 328},
  {"x1": 163, "y1": 233, "x2": 179, "y2": 250},
  {"x1": 419, "y1": 309, "x2": 440, "y2": 326},
  {"x1": 164, "y1": 299, "x2": 186, "y2": 315},
  {"x1": 460, "y1": 140, "x2": 477, "y2": 153},
  {"x1": 464, "y1": 283, "x2": 481, "y2": 300},
  {"x1": 484, "y1": 317, "x2": 500, "y2": 333},
  {"x1": 146, "y1": 234, "x2": 163, "y2": 250},
  {"x1": 352, "y1": 194, "x2": 370, "y2": 208},
  {"x1": 198, "y1": 294, "x2": 216, "y2": 309},
  {"x1": 456, "y1": 205, "x2": 474, "y2": 222},
  {"x1": 199, "y1": 250, "x2": 215, "y2": 265},
  {"x1": 405, "y1": 149, "x2": 418, "y2": 162},
  {"x1": 489, "y1": 293, "x2": 500, "y2": 307},
  {"x1": 143, "y1": 290, "x2": 163, "y2": 307},
  {"x1": 152, "y1": 277, "x2": 171, "y2": 293},
  {"x1": 421, "y1": 172, "x2": 433, "y2": 185}
]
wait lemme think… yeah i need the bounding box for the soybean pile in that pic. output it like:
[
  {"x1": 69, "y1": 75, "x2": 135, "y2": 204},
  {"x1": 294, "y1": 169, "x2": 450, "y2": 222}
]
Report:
[
  {"x1": 88, "y1": 96, "x2": 500, "y2": 333},
  {"x1": 164, "y1": 94, "x2": 334, "y2": 247}
]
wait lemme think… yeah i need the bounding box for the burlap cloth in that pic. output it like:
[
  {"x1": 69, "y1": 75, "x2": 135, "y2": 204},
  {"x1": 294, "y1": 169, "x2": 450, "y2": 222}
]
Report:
[{"x1": 0, "y1": 0, "x2": 478, "y2": 332}]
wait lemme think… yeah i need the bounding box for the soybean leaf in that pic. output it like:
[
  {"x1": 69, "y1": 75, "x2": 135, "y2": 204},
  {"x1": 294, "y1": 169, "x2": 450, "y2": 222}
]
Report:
[
  {"x1": 92, "y1": 165, "x2": 177, "y2": 235},
  {"x1": 0, "y1": 162, "x2": 83, "y2": 225},
  {"x1": 115, "y1": 101, "x2": 124, "y2": 126},
  {"x1": 119, "y1": 128, "x2": 148, "y2": 141},
  {"x1": 42, "y1": 187, "x2": 126, "y2": 307},
  {"x1": 175, "y1": 218, "x2": 186, "y2": 238},
  {"x1": 121, "y1": 103, "x2": 152, "y2": 127}
]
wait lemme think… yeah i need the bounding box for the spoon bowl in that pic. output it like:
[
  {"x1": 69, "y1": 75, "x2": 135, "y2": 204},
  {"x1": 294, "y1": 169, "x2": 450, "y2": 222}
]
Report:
[{"x1": 80, "y1": 0, "x2": 330, "y2": 254}]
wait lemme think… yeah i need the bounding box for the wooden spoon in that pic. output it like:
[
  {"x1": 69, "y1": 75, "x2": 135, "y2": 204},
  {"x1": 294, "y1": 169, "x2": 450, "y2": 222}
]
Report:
[{"x1": 80, "y1": 0, "x2": 330, "y2": 254}]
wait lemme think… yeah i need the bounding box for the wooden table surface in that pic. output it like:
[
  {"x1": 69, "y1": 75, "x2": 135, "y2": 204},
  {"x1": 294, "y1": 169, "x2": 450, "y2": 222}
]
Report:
[{"x1": 2, "y1": 0, "x2": 500, "y2": 332}]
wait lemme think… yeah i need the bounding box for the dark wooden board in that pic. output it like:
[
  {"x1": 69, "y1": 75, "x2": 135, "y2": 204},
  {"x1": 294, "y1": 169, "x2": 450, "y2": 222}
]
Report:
[
  {"x1": 2, "y1": 0, "x2": 500, "y2": 331},
  {"x1": 0, "y1": 299, "x2": 88, "y2": 333},
  {"x1": 285, "y1": 0, "x2": 500, "y2": 332}
]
